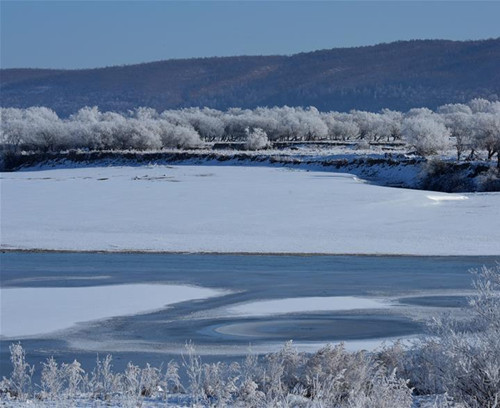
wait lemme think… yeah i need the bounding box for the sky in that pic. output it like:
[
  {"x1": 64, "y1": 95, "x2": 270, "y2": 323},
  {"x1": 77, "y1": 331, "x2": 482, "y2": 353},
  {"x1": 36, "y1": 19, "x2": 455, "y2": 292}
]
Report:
[{"x1": 1, "y1": 1, "x2": 499, "y2": 69}]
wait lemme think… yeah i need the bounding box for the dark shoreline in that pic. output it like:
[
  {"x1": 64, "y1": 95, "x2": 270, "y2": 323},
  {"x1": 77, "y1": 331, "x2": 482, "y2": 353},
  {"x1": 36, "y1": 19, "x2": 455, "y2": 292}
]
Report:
[
  {"x1": 2, "y1": 149, "x2": 498, "y2": 192},
  {"x1": 2, "y1": 248, "x2": 499, "y2": 258}
]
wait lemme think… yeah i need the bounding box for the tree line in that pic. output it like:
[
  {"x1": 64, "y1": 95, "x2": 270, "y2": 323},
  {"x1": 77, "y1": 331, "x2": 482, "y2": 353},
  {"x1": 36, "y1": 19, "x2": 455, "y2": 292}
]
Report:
[{"x1": 1, "y1": 99, "x2": 499, "y2": 166}]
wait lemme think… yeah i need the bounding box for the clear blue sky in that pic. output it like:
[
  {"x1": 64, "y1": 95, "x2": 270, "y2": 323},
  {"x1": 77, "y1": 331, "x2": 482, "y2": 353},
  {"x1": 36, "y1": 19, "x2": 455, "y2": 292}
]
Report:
[{"x1": 1, "y1": 1, "x2": 499, "y2": 69}]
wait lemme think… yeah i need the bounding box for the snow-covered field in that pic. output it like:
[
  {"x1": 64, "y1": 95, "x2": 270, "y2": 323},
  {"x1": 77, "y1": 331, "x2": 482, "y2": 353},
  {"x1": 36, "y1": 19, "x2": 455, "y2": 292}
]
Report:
[
  {"x1": 1, "y1": 164, "x2": 499, "y2": 255},
  {"x1": 0, "y1": 284, "x2": 225, "y2": 338}
]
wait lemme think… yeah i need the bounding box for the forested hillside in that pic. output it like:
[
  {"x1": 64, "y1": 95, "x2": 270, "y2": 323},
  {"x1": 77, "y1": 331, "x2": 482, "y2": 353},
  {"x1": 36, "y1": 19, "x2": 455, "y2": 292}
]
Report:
[{"x1": 1, "y1": 39, "x2": 499, "y2": 115}]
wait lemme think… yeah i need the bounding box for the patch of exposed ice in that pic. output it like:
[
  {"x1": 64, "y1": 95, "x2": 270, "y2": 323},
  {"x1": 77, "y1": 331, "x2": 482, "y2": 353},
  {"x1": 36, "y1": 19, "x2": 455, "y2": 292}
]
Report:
[
  {"x1": 225, "y1": 296, "x2": 390, "y2": 317},
  {"x1": 0, "y1": 284, "x2": 226, "y2": 338}
]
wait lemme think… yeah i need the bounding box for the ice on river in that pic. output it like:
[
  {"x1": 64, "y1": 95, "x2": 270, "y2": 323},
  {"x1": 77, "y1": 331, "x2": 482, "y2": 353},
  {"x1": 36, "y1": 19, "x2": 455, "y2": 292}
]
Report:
[
  {"x1": 0, "y1": 284, "x2": 226, "y2": 338},
  {"x1": 225, "y1": 296, "x2": 391, "y2": 317}
]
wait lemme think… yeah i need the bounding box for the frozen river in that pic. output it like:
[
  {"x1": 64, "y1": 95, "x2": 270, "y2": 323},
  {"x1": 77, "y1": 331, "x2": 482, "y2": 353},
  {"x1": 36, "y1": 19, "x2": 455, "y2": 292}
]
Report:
[
  {"x1": 1, "y1": 252, "x2": 497, "y2": 377},
  {"x1": 3, "y1": 165, "x2": 499, "y2": 255}
]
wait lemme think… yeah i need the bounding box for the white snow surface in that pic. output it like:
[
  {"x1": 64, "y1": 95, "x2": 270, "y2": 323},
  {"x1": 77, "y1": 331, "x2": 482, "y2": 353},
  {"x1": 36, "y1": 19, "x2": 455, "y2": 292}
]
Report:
[
  {"x1": 225, "y1": 296, "x2": 390, "y2": 317},
  {"x1": 1, "y1": 164, "x2": 499, "y2": 255},
  {"x1": 426, "y1": 194, "x2": 468, "y2": 201},
  {"x1": 0, "y1": 284, "x2": 225, "y2": 338}
]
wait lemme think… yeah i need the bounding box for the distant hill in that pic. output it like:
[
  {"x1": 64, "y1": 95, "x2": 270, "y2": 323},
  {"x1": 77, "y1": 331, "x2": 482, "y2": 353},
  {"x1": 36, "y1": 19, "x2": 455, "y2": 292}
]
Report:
[{"x1": 1, "y1": 39, "x2": 499, "y2": 116}]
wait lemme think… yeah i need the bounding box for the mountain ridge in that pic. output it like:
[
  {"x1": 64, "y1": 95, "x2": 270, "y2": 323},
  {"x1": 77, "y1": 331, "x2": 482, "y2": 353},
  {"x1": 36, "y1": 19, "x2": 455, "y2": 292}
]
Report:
[{"x1": 1, "y1": 38, "x2": 499, "y2": 115}]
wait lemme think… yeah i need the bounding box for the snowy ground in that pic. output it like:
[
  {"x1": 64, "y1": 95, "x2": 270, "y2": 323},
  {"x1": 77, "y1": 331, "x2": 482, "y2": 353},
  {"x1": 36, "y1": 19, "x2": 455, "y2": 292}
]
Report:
[
  {"x1": 0, "y1": 284, "x2": 226, "y2": 338},
  {"x1": 1, "y1": 164, "x2": 499, "y2": 255}
]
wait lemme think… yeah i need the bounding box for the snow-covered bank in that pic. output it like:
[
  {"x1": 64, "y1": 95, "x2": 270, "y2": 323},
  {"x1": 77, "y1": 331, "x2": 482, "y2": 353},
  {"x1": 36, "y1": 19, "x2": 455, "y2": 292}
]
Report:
[
  {"x1": 1, "y1": 165, "x2": 499, "y2": 255},
  {"x1": 4, "y1": 148, "x2": 499, "y2": 192},
  {"x1": 0, "y1": 284, "x2": 226, "y2": 338}
]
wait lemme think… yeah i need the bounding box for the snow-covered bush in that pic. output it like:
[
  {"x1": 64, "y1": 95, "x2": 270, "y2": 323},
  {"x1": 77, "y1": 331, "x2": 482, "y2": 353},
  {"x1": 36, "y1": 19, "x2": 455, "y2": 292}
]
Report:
[
  {"x1": 380, "y1": 264, "x2": 500, "y2": 408},
  {"x1": 0, "y1": 340, "x2": 414, "y2": 407},
  {"x1": 39, "y1": 357, "x2": 65, "y2": 401},
  {"x1": 165, "y1": 360, "x2": 183, "y2": 394},
  {"x1": 355, "y1": 139, "x2": 370, "y2": 150},
  {"x1": 419, "y1": 158, "x2": 475, "y2": 192},
  {"x1": 64, "y1": 359, "x2": 86, "y2": 399},
  {"x1": 477, "y1": 166, "x2": 500, "y2": 191},
  {"x1": 202, "y1": 362, "x2": 240, "y2": 405},
  {"x1": 419, "y1": 268, "x2": 500, "y2": 407},
  {"x1": 244, "y1": 127, "x2": 270, "y2": 150},
  {"x1": 182, "y1": 341, "x2": 205, "y2": 404},
  {"x1": 0, "y1": 343, "x2": 34, "y2": 401},
  {"x1": 89, "y1": 354, "x2": 119, "y2": 401}
]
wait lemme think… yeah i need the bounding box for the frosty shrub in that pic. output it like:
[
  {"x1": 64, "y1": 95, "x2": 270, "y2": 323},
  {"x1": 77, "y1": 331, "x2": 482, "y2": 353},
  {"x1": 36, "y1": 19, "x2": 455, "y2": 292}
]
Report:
[
  {"x1": 202, "y1": 361, "x2": 240, "y2": 406},
  {"x1": 120, "y1": 362, "x2": 164, "y2": 403},
  {"x1": 0, "y1": 341, "x2": 414, "y2": 407},
  {"x1": 0, "y1": 343, "x2": 34, "y2": 400},
  {"x1": 419, "y1": 158, "x2": 475, "y2": 192},
  {"x1": 380, "y1": 264, "x2": 500, "y2": 408},
  {"x1": 165, "y1": 360, "x2": 183, "y2": 394},
  {"x1": 39, "y1": 357, "x2": 65, "y2": 401},
  {"x1": 355, "y1": 139, "x2": 370, "y2": 150},
  {"x1": 63, "y1": 359, "x2": 86, "y2": 398},
  {"x1": 244, "y1": 127, "x2": 270, "y2": 150},
  {"x1": 89, "y1": 354, "x2": 119, "y2": 401},
  {"x1": 477, "y1": 166, "x2": 500, "y2": 191},
  {"x1": 182, "y1": 341, "x2": 205, "y2": 404}
]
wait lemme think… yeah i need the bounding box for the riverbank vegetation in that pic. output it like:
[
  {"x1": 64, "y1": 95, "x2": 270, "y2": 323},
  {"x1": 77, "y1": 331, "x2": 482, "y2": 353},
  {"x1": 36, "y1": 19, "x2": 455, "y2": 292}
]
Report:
[{"x1": 1, "y1": 99, "x2": 499, "y2": 165}]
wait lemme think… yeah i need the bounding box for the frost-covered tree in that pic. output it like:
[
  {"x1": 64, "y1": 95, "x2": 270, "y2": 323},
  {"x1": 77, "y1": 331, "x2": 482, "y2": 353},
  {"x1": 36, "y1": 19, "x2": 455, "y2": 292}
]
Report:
[
  {"x1": 1, "y1": 100, "x2": 498, "y2": 163},
  {"x1": 405, "y1": 107, "x2": 435, "y2": 118},
  {"x1": 468, "y1": 98, "x2": 493, "y2": 113},
  {"x1": 0, "y1": 107, "x2": 66, "y2": 152},
  {"x1": 402, "y1": 114, "x2": 451, "y2": 156},
  {"x1": 380, "y1": 109, "x2": 403, "y2": 141},
  {"x1": 296, "y1": 106, "x2": 329, "y2": 141},
  {"x1": 437, "y1": 103, "x2": 472, "y2": 116},
  {"x1": 351, "y1": 110, "x2": 390, "y2": 141},
  {"x1": 474, "y1": 112, "x2": 500, "y2": 167},
  {"x1": 441, "y1": 111, "x2": 475, "y2": 161},
  {"x1": 180, "y1": 107, "x2": 225, "y2": 141},
  {"x1": 326, "y1": 112, "x2": 360, "y2": 140}
]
